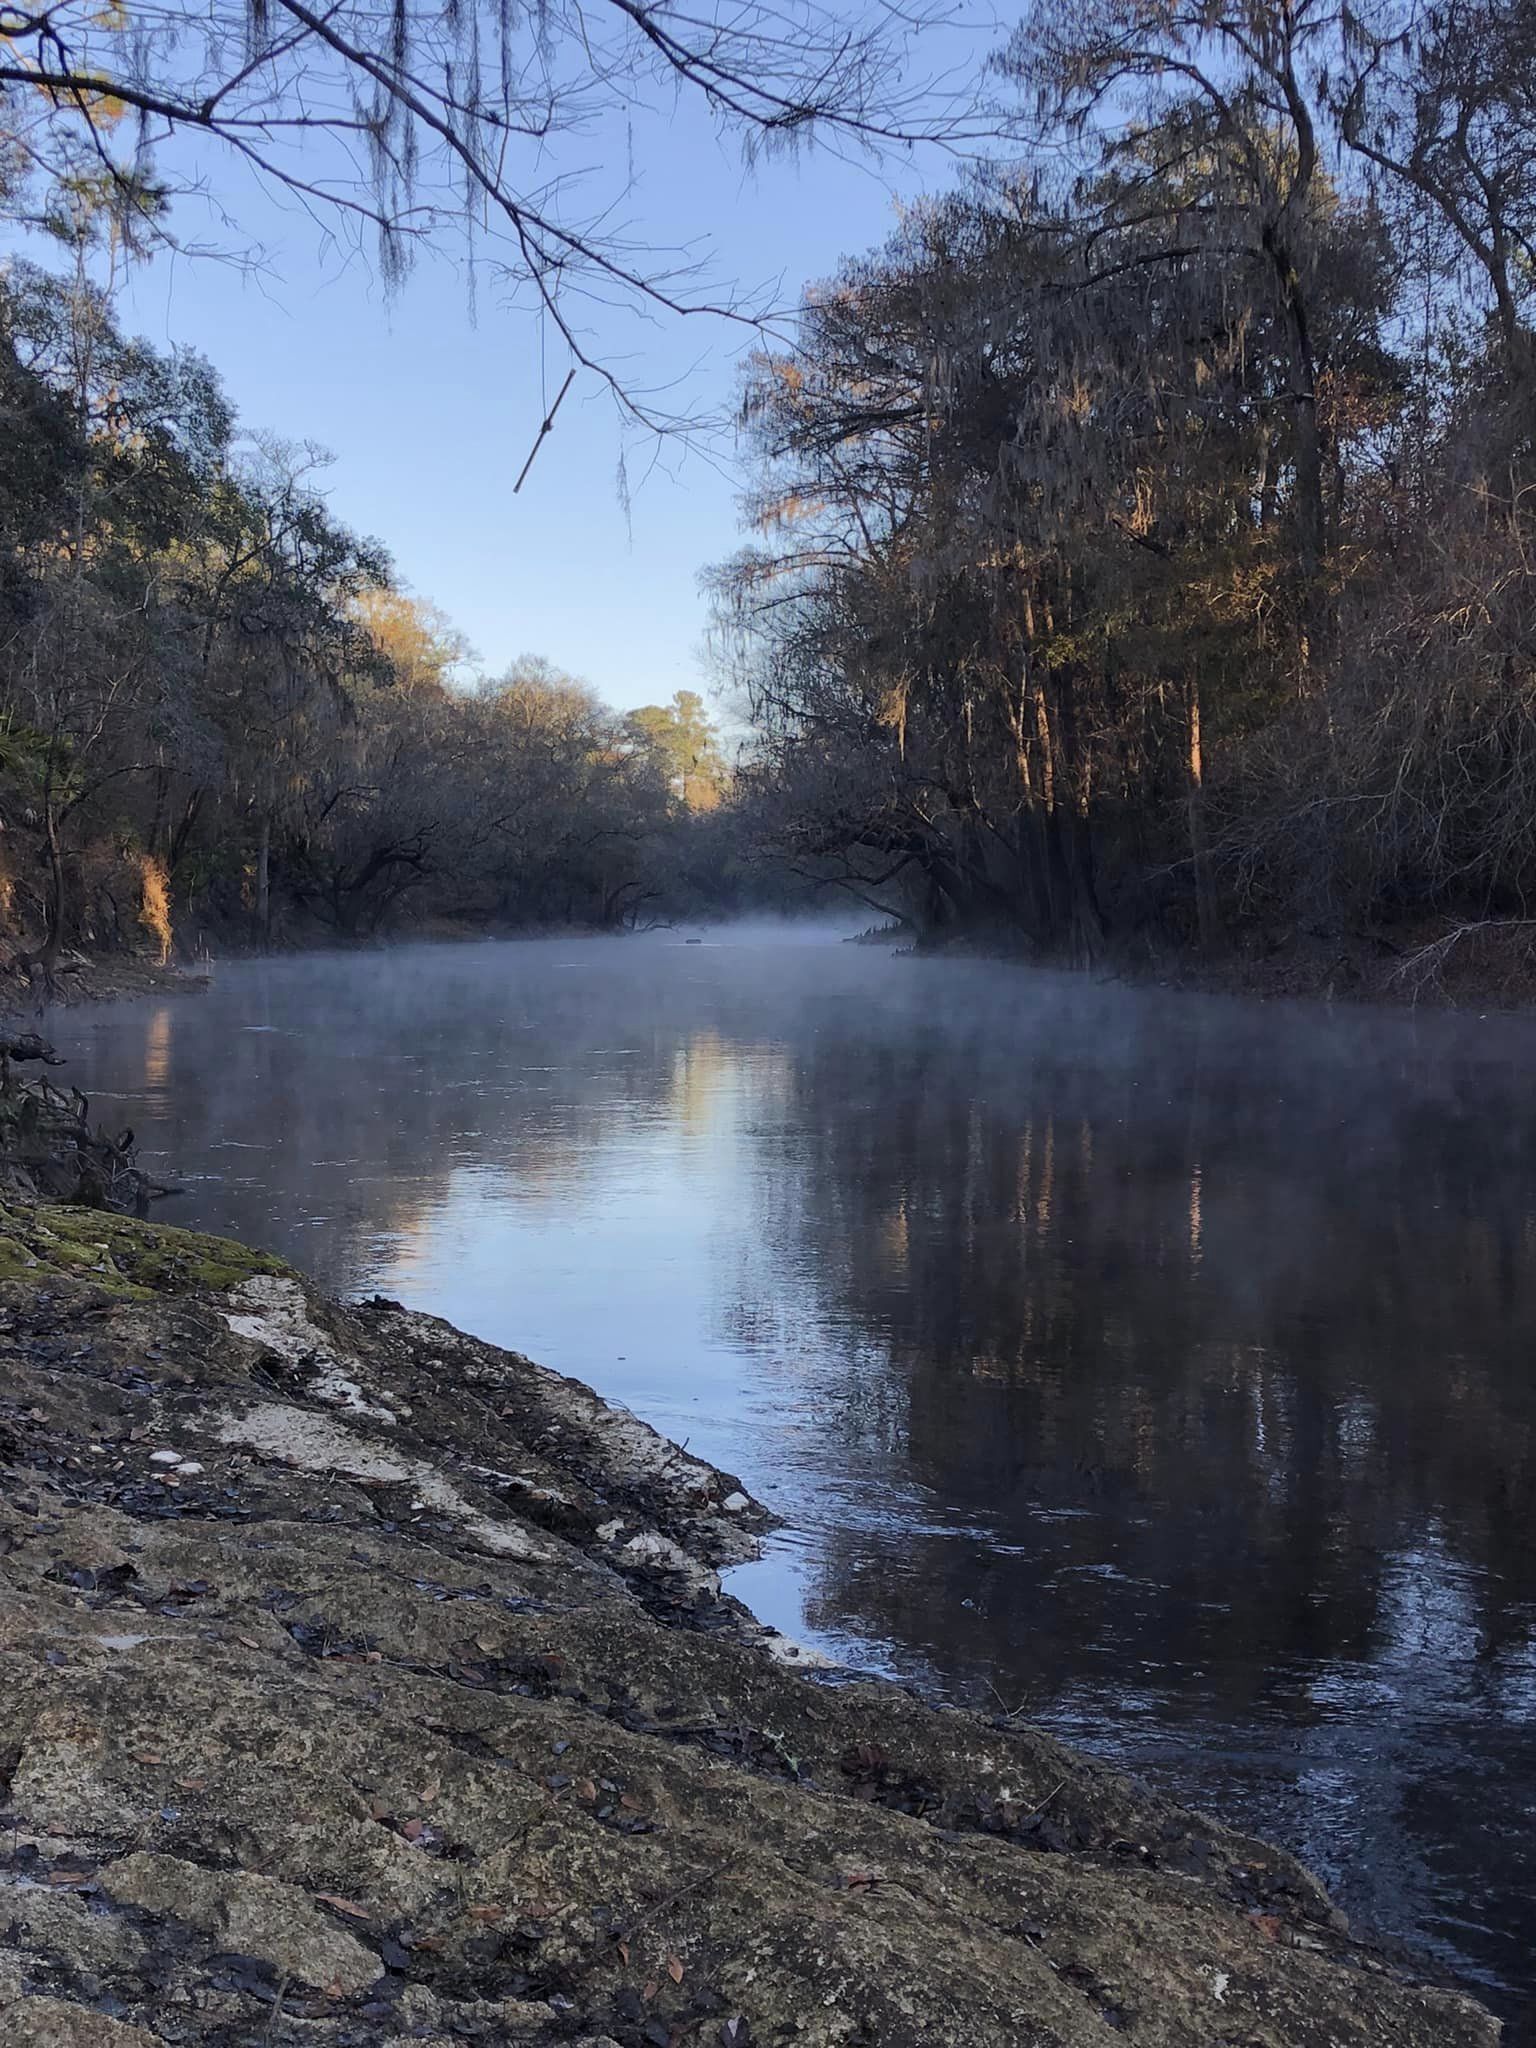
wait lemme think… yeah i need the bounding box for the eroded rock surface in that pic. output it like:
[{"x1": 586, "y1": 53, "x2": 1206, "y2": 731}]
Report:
[{"x1": 0, "y1": 1204, "x2": 1501, "y2": 2046}]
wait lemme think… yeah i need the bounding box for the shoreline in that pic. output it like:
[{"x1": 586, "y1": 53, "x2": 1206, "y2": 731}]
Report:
[
  {"x1": 1, "y1": 954, "x2": 208, "y2": 1022},
  {"x1": 855, "y1": 916, "x2": 1536, "y2": 1014},
  {"x1": 0, "y1": 1201, "x2": 1504, "y2": 2045},
  {"x1": 10, "y1": 916, "x2": 1536, "y2": 1038}
]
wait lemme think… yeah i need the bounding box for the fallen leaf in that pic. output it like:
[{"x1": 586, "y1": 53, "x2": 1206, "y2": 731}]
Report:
[
  {"x1": 641, "y1": 1979, "x2": 658, "y2": 2003},
  {"x1": 666, "y1": 1954, "x2": 685, "y2": 1984},
  {"x1": 576, "y1": 1778, "x2": 597, "y2": 1803},
  {"x1": 315, "y1": 1893, "x2": 371, "y2": 1921},
  {"x1": 1249, "y1": 1912, "x2": 1285, "y2": 1942},
  {"x1": 617, "y1": 1940, "x2": 631, "y2": 1966},
  {"x1": 176, "y1": 1778, "x2": 206, "y2": 1792},
  {"x1": 467, "y1": 1904, "x2": 505, "y2": 1922},
  {"x1": 418, "y1": 1777, "x2": 440, "y2": 1805},
  {"x1": 232, "y1": 1635, "x2": 260, "y2": 1650},
  {"x1": 131, "y1": 1753, "x2": 163, "y2": 1766}
]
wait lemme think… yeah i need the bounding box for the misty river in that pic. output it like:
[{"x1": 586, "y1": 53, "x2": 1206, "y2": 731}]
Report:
[{"x1": 42, "y1": 928, "x2": 1536, "y2": 2032}]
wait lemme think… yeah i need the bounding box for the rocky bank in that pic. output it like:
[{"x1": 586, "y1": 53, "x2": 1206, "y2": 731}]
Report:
[{"x1": 0, "y1": 1203, "x2": 1502, "y2": 2047}]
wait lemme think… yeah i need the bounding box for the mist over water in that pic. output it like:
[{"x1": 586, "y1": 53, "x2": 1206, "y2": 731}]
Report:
[{"x1": 43, "y1": 928, "x2": 1536, "y2": 2031}]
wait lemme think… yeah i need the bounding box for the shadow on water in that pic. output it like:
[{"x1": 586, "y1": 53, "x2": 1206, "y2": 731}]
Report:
[{"x1": 42, "y1": 928, "x2": 1536, "y2": 2035}]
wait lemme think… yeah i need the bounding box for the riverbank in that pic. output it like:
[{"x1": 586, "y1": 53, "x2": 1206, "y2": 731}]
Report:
[
  {"x1": 909, "y1": 909, "x2": 1536, "y2": 1011},
  {"x1": 1145, "y1": 917, "x2": 1536, "y2": 1010},
  {"x1": 0, "y1": 1202, "x2": 1502, "y2": 2046},
  {"x1": 889, "y1": 914, "x2": 1536, "y2": 1012},
  {"x1": 0, "y1": 951, "x2": 204, "y2": 1020}
]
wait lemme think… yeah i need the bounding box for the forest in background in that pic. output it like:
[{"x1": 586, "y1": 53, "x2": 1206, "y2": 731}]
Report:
[
  {"x1": 1, "y1": 0, "x2": 949, "y2": 982},
  {"x1": 718, "y1": 0, "x2": 1536, "y2": 995},
  {"x1": 0, "y1": 179, "x2": 764, "y2": 972},
  {"x1": 6, "y1": 0, "x2": 1536, "y2": 993}
]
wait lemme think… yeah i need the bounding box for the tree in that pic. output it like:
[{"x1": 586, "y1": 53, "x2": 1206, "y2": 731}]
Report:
[
  {"x1": 464, "y1": 663, "x2": 673, "y2": 925},
  {"x1": 719, "y1": 144, "x2": 1401, "y2": 955},
  {"x1": 353, "y1": 589, "x2": 475, "y2": 692},
  {"x1": 156, "y1": 438, "x2": 390, "y2": 935},
  {"x1": 1337, "y1": 0, "x2": 1536, "y2": 389},
  {"x1": 282, "y1": 668, "x2": 467, "y2": 934},
  {"x1": 1002, "y1": 0, "x2": 1345, "y2": 591},
  {"x1": 0, "y1": 195, "x2": 237, "y2": 970},
  {"x1": 626, "y1": 690, "x2": 728, "y2": 808}
]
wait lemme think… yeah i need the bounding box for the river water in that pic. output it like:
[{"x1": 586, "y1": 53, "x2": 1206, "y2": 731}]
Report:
[{"x1": 42, "y1": 930, "x2": 1536, "y2": 2030}]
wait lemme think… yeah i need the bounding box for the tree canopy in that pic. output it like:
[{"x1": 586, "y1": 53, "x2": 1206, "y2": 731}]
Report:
[
  {"x1": 711, "y1": 0, "x2": 1536, "y2": 986},
  {"x1": 0, "y1": 235, "x2": 744, "y2": 969}
]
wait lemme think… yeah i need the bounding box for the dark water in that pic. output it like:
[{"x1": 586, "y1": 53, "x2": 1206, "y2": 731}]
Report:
[{"x1": 42, "y1": 932, "x2": 1536, "y2": 2030}]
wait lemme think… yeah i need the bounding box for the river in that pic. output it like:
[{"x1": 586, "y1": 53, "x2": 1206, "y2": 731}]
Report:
[{"x1": 41, "y1": 928, "x2": 1536, "y2": 2033}]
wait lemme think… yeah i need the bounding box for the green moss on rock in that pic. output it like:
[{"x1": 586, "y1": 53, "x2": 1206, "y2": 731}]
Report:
[{"x1": 0, "y1": 1202, "x2": 288, "y2": 1299}]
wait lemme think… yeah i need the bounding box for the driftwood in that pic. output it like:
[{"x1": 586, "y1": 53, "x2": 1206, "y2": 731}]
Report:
[
  {"x1": 0, "y1": 1035, "x2": 171, "y2": 1214},
  {"x1": 0, "y1": 1033, "x2": 65, "y2": 1066}
]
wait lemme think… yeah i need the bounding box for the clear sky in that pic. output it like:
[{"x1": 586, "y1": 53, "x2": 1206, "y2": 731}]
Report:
[{"x1": 71, "y1": 42, "x2": 993, "y2": 714}]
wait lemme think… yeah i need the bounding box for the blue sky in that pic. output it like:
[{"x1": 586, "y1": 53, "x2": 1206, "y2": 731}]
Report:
[{"x1": 77, "y1": 55, "x2": 991, "y2": 715}]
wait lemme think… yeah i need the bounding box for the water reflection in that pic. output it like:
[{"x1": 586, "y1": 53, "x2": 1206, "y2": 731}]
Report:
[{"x1": 42, "y1": 934, "x2": 1536, "y2": 2033}]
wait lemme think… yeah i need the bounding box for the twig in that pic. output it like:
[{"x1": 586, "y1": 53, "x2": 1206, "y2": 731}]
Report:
[
  {"x1": 1025, "y1": 1777, "x2": 1068, "y2": 1819},
  {"x1": 513, "y1": 369, "x2": 577, "y2": 495},
  {"x1": 617, "y1": 1858, "x2": 735, "y2": 1945},
  {"x1": 984, "y1": 1679, "x2": 1029, "y2": 1719},
  {"x1": 264, "y1": 1970, "x2": 290, "y2": 2038}
]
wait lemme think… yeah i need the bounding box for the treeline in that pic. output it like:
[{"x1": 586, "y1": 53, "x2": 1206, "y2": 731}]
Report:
[
  {"x1": 718, "y1": 0, "x2": 1536, "y2": 982},
  {"x1": 0, "y1": 195, "x2": 755, "y2": 971}
]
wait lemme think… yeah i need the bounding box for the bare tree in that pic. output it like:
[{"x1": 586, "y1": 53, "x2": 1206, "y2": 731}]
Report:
[{"x1": 1337, "y1": 0, "x2": 1536, "y2": 385}]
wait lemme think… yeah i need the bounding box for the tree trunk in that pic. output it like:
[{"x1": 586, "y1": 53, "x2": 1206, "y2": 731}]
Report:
[
  {"x1": 1187, "y1": 675, "x2": 1219, "y2": 951},
  {"x1": 40, "y1": 804, "x2": 66, "y2": 977},
  {"x1": 256, "y1": 814, "x2": 271, "y2": 941},
  {"x1": 1286, "y1": 307, "x2": 1325, "y2": 587},
  {"x1": 1262, "y1": 208, "x2": 1326, "y2": 592},
  {"x1": 1051, "y1": 664, "x2": 1104, "y2": 963},
  {"x1": 148, "y1": 767, "x2": 168, "y2": 862}
]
